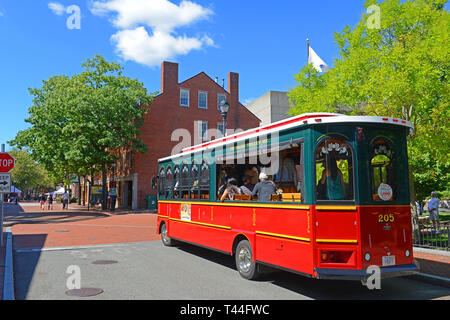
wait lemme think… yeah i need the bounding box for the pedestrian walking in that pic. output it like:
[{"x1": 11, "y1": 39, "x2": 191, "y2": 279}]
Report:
[
  {"x1": 39, "y1": 194, "x2": 46, "y2": 211},
  {"x1": 47, "y1": 193, "x2": 53, "y2": 210},
  {"x1": 62, "y1": 192, "x2": 70, "y2": 210}
]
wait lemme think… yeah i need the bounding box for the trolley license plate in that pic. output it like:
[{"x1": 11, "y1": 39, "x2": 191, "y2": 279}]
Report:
[{"x1": 382, "y1": 255, "x2": 396, "y2": 267}]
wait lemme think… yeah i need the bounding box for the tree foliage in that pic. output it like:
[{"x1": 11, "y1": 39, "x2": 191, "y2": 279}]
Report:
[
  {"x1": 9, "y1": 149, "x2": 55, "y2": 193},
  {"x1": 10, "y1": 55, "x2": 154, "y2": 208},
  {"x1": 288, "y1": 0, "x2": 449, "y2": 199}
]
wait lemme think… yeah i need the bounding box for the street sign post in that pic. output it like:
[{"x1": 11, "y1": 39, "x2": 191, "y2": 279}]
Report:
[
  {"x1": 0, "y1": 173, "x2": 9, "y2": 247},
  {"x1": 0, "y1": 145, "x2": 14, "y2": 247}
]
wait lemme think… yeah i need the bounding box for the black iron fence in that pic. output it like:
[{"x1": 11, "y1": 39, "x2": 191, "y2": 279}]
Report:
[{"x1": 414, "y1": 220, "x2": 449, "y2": 251}]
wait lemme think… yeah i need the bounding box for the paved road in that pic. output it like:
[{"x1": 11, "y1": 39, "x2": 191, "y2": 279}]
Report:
[{"x1": 13, "y1": 241, "x2": 450, "y2": 300}]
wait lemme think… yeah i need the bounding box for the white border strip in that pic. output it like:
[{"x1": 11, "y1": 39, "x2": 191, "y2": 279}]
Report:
[
  {"x1": 3, "y1": 227, "x2": 14, "y2": 300},
  {"x1": 14, "y1": 241, "x2": 154, "y2": 253}
]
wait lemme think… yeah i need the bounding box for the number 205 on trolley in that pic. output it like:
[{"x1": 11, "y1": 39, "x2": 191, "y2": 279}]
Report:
[{"x1": 156, "y1": 113, "x2": 419, "y2": 281}]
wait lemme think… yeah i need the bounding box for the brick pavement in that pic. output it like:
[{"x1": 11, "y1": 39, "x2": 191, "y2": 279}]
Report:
[{"x1": 12, "y1": 214, "x2": 160, "y2": 249}]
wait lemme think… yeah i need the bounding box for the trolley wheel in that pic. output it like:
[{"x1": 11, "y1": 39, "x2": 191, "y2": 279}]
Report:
[
  {"x1": 235, "y1": 240, "x2": 259, "y2": 280},
  {"x1": 160, "y1": 223, "x2": 174, "y2": 247}
]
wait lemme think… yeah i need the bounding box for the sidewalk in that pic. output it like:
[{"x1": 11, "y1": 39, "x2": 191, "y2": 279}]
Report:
[
  {"x1": 412, "y1": 247, "x2": 450, "y2": 286},
  {"x1": 18, "y1": 201, "x2": 156, "y2": 216},
  {"x1": 0, "y1": 233, "x2": 5, "y2": 300},
  {"x1": 2, "y1": 202, "x2": 157, "y2": 228}
]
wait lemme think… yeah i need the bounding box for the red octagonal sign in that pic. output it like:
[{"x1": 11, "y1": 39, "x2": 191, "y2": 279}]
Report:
[{"x1": 0, "y1": 153, "x2": 15, "y2": 173}]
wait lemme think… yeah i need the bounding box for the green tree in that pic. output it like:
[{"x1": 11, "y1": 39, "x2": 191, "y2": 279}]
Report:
[
  {"x1": 11, "y1": 55, "x2": 154, "y2": 209},
  {"x1": 288, "y1": 0, "x2": 449, "y2": 216},
  {"x1": 9, "y1": 149, "x2": 55, "y2": 196}
]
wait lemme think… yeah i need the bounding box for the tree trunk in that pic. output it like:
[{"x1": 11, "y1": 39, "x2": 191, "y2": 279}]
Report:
[
  {"x1": 102, "y1": 163, "x2": 108, "y2": 210},
  {"x1": 82, "y1": 176, "x2": 86, "y2": 206},
  {"x1": 78, "y1": 175, "x2": 81, "y2": 205}
]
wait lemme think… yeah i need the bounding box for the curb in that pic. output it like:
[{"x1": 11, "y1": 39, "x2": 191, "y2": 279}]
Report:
[
  {"x1": 407, "y1": 273, "x2": 450, "y2": 289},
  {"x1": 2, "y1": 227, "x2": 14, "y2": 300}
]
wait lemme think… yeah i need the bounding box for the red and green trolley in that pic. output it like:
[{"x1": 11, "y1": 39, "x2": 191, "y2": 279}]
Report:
[{"x1": 156, "y1": 113, "x2": 419, "y2": 281}]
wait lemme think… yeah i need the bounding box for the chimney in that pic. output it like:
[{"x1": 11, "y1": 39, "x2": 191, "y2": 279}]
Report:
[
  {"x1": 228, "y1": 72, "x2": 239, "y2": 101},
  {"x1": 161, "y1": 61, "x2": 178, "y2": 93},
  {"x1": 228, "y1": 72, "x2": 240, "y2": 127}
]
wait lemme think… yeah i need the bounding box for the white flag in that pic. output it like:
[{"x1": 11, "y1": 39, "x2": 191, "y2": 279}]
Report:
[{"x1": 308, "y1": 46, "x2": 330, "y2": 73}]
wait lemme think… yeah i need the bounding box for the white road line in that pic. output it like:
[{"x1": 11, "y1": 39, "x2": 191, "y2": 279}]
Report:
[{"x1": 14, "y1": 241, "x2": 157, "y2": 253}]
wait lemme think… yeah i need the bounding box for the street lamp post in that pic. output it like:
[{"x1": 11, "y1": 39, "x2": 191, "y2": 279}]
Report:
[{"x1": 219, "y1": 100, "x2": 230, "y2": 137}]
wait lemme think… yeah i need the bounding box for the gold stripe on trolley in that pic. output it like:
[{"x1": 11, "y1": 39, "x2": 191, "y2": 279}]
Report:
[
  {"x1": 256, "y1": 231, "x2": 310, "y2": 243},
  {"x1": 169, "y1": 218, "x2": 231, "y2": 230},
  {"x1": 316, "y1": 239, "x2": 358, "y2": 244},
  {"x1": 157, "y1": 215, "x2": 169, "y2": 219}
]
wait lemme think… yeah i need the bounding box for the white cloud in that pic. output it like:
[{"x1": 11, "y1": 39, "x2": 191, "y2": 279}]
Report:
[
  {"x1": 48, "y1": 2, "x2": 66, "y2": 16},
  {"x1": 243, "y1": 98, "x2": 256, "y2": 106},
  {"x1": 112, "y1": 27, "x2": 209, "y2": 66},
  {"x1": 90, "y1": 0, "x2": 215, "y2": 67}
]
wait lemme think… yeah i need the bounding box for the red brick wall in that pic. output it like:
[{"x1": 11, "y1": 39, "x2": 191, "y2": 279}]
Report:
[{"x1": 130, "y1": 61, "x2": 260, "y2": 208}]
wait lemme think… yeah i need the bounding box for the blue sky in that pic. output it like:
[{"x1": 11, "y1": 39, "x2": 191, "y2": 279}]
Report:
[{"x1": 0, "y1": 0, "x2": 366, "y2": 150}]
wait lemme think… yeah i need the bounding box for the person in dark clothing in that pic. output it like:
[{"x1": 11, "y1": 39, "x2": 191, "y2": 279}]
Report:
[{"x1": 251, "y1": 172, "x2": 277, "y2": 202}]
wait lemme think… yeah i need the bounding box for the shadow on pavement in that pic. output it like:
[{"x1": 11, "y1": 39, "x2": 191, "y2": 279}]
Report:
[
  {"x1": 13, "y1": 234, "x2": 47, "y2": 300},
  {"x1": 173, "y1": 241, "x2": 450, "y2": 300}
]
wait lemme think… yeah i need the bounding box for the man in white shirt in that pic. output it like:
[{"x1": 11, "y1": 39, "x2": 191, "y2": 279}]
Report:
[
  {"x1": 428, "y1": 191, "x2": 440, "y2": 230},
  {"x1": 62, "y1": 192, "x2": 70, "y2": 210}
]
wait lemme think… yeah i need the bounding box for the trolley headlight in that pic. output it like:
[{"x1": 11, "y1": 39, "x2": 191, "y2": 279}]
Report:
[
  {"x1": 364, "y1": 252, "x2": 371, "y2": 262},
  {"x1": 405, "y1": 249, "x2": 410, "y2": 257}
]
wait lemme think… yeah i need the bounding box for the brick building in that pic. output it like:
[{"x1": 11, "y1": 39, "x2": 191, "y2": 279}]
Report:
[{"x1": 104, "y1": 61, "x2": 260, "y2": 209}]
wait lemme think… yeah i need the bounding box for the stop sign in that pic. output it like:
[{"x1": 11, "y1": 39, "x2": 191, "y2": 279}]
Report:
[{"x1": 0, "y1": 153, "x2": 15, "y2": 173}]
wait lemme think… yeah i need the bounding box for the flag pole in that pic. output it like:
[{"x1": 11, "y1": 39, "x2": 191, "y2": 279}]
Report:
[
  {"x1": 307, "y1": 38, "x2": 310, "y2": 65},
  {"x1": 307, "y1": 38, "x2": 311, "y2": 82}
]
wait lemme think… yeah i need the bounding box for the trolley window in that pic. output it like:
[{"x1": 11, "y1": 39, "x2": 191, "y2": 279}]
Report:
[
  {"x1": 315, "y1": 138, "x2": 354, "y2": 201},
  {"x1": 190, "y1": 161, "x2": 199, "y2": 199},
  {"x1": 371, "y1": 140, "x2": 396, "y2": 201},
  {"x1": 173, "y1": 165, "x2": 180, "y2": 199},
  {"x1": 158, "y1": 167, "x2": 165, "y2": 198},
  {"x1": 165, "y1": 166, "x2": 173, "y2": 199},
  {"x1": 200, "y1": 161, "x2": 210, "y2": 199},
  {"x1": 181, "y1": 163, "x2": 190, "y2": 199}
]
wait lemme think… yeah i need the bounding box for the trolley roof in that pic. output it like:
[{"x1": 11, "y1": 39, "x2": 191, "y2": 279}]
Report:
[{"x1": 159, "y1": 113, "x2": 413, "y2": 162}]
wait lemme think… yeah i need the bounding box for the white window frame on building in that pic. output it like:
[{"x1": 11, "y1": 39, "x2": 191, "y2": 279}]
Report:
[
  {"x1": 217, "y1": 93, "x2": 226, "y2": 110},
  {"x1": 198, "y1": 121, "x2": 208, "y2": 141},
  {"x1": 180, "y1": 88, "x2": 190, "y2": 107},
  {"x1": 198, "y1": 91, "x2": 208, "y2": 109}
]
